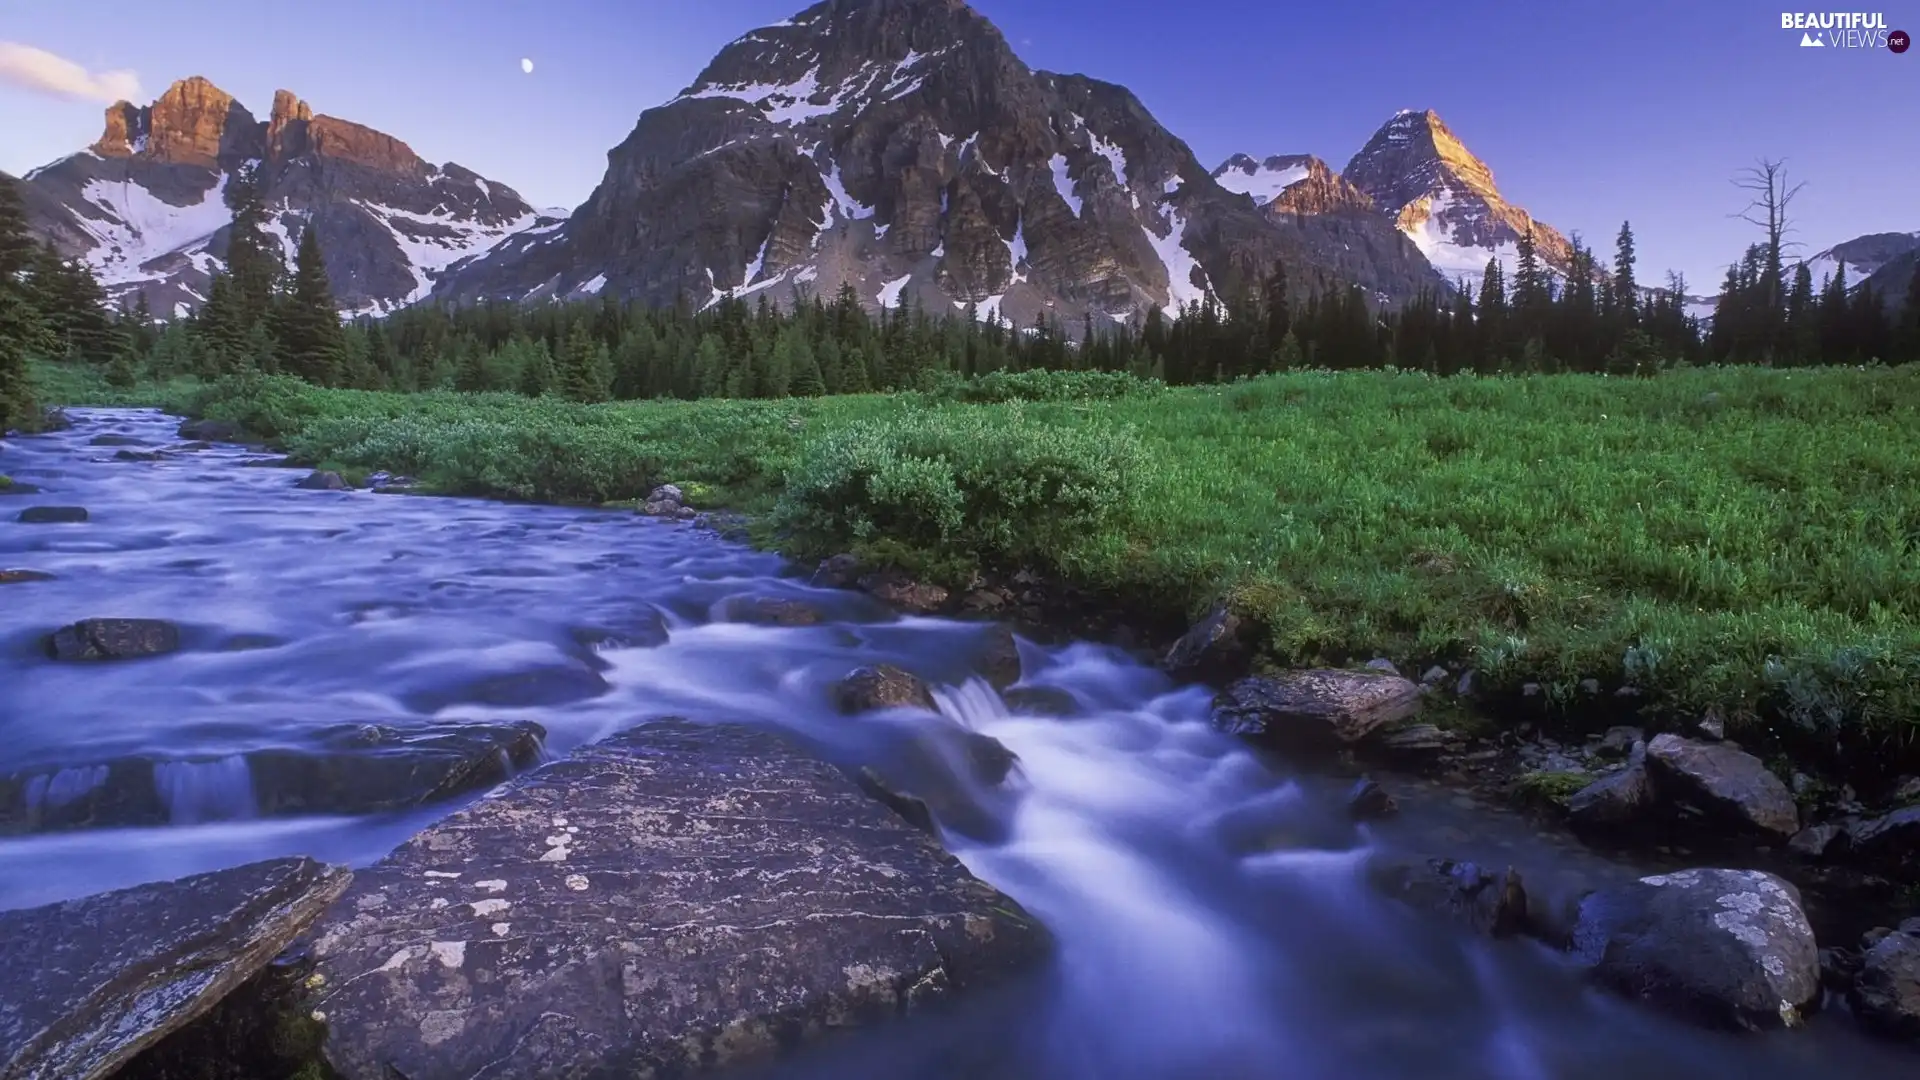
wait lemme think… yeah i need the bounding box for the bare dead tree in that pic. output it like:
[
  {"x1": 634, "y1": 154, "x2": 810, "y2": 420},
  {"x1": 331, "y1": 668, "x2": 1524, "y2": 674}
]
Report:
[{"x1": 1730, "y1": 158, "x2": 1806, "y2": 314}]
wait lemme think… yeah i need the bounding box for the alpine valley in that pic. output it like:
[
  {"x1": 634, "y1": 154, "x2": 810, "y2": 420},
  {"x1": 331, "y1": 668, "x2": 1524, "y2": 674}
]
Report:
[{"x1": 11, "y1": 0, "x2": 1908, "y2": 322}]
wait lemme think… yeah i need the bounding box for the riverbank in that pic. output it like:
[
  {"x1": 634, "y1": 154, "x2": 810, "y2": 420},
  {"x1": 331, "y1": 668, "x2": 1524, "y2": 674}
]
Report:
[{"x1": 33, "y1": 361, "x2": 1920, "y2": 787}]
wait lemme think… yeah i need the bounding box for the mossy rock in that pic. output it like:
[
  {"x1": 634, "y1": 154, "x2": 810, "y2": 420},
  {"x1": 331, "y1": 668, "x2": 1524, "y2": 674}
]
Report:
[{"x1": 1515, "y1": 770, "x2": 1593, "y2": 809}]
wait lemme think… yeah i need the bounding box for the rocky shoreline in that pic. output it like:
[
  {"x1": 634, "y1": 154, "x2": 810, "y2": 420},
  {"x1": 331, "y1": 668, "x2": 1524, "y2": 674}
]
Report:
[{"x1": 1, "y1": 414, "x2": 1914, "y2": 1075}]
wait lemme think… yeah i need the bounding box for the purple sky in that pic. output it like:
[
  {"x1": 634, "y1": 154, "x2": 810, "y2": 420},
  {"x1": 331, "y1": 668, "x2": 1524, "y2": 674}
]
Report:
[{"x1": 2, "y1": 0, "x2": 1914, "y2": 290}]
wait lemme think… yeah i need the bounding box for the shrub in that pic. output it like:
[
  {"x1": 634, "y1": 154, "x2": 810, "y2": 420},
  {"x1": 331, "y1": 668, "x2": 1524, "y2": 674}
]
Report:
[
  {"x1": 773, "y1": 406, "x2": 1144, "y2": 571},
  {"x1": 921, "y1": 369, "x2": 1163, "y2": 405}
]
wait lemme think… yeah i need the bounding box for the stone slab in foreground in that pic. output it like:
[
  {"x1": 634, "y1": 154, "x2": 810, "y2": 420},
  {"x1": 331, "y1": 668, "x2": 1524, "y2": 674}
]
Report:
[
  {"x1": 0, "y1": 856, "x2": 352, "y2": 1080},
  {"x1": 308, "y1": 719, "x2": 1048, "y2": 1080}
]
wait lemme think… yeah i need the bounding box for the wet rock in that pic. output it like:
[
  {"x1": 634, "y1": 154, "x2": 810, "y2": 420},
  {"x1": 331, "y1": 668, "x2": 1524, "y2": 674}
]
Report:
[
  {"x1": 1454, "y1": 670, "x2": 1480, "y2": 698},
  {"x1": 176, "y1": 440, "x2": 215, "y2": 451},
  {"x1": 0, "y1": 568, "x2": 55, "y2": 584},
  {"x1": 569, "y1": 607, "x2": 671, "y2": 653},
  {"x1": 1893, "y1": 777, "x2": 1920, "y2": 805},
  {"x1": 113, "y1": 943, "x2": 331, "y2": 1080},
  {"x1": 810, "y1": 552, "x2": 866, "y2": 590},
  {"x1": 295, "y1": 470, "x2": 350, "y2": 491},
  {"x1": 17, "y1": 505, "x2": 88, "y2": 523},
  {"x1": 242, "y1": 456, "x2": 298, "y2": 468},
  {"x1": 1787, "y1": 822, "x2": 1850, "y2": 860},
  {"x1": 976, "y1": 625, "x2": 1023, "y2": 689},
  {"x1": 0, "y1": 479, "x2": 43, "y2": 495},
  {"x1": 1347, "y1": 777, "x2": 1397, "y2": 821},
  {"x1": 720, "y1": 594, "x2": 825, "y2": 626},
  {"x1": 0, "y1": 856, "x2": 351, "y2": 1080},
  {"x1": 400, "y1": 665, "x2": 609, "y2": 714},
  {"x1": 1368, "y1": 856, "x2": 1529, "y2": 937},
  {"x1": 647, "y1": 483, "x2": 684, "y2": 505},
  {"x1": 306, "y1": 720, "x2": 1046, "y2": 1079},
  {"x1": 1644, "y1": 734, "x2": 1799, "y2": 839},
  {"x1": 1850, "y1": 924, "x2": 1920, "y2": 1039},
  {"x1": 1363, "y1": 658, "x2": 1400, "y2": 676},
  {"x1": 1001, "y1": 685, "x2": 1079, "y2": 716},
  {"x1": 1568, "y1": 868, "x2": 1820, "y2": 1031},
  {"x1": 1594, "y1": 725, "x2": 1644, "y2": 761},
  {"x1": 0, "y1": 721, "x2": 547, "y2": 835},
  {"x1": 1374, "y1": 723, "x2": 1449, "y2": 759},
  {"x1": 363, "y1": 471, "x2": 418, "y2": 493},
  {"x1": 1212, "y1": 670, "x2": 1423, "y2": 754},
  {"x1": 112, "y1": 448, "x2": 169, "y2": 462},
  {"x1": 177, "y1": 418, "x2": 242, "y2": 442},
  {"x1": 1697, "y1": 710, "x2": 1726, "y2": 740},
  {"x1": 1849, "y1": 805, "x2": 1920, "y2": 860},
  {"x1": 89, "y1": 433, "x2": 147, "y2": 446},
  {"x1": 1420, "y1": 665, "x2": 1449, "y2": 686},
  {"x1": 38, "y1": 407, "x2": 74, "y2": 432},
  {"x1": 859, "y1": 569, "x2": 950, "y2": 614},
  {"x1": 1162, "y1": 603, "x2": 1244, "y2": 673},
  {"x1": 1821, "y1": 945, "x2": 1864, "y2": 991},
  {"x1": 1567, "y1": 761, "x2": 1656, "y2": 831},
  {"x1": 45, "y1": 617, "x2": 182, "y2": 661},
  {"x1": 835, "y1": 664, "x2": 937, "y2": 713}
]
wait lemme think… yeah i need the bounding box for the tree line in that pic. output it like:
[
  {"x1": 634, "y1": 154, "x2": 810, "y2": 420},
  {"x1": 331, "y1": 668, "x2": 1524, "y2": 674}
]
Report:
[{"x1": 4, "y1": 159, "x2": 1919, "y2": 425}]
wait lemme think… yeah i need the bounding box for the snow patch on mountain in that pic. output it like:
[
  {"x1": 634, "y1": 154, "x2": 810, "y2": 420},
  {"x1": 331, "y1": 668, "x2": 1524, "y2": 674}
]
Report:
[
  {"x1": 1143, "y1": 207, "x2": 1206, "y2": 317},
  {"x1": 70, "y1": 176, "x2": 232, "y2": 286},
  {"x1": 356, "y1": 201, "x2": 540, "y2": 304},
  {"x1": 1050, "y1": 154, "x2": 1082, "y2": 217},
  {"x1": 1088, "y1": 131, "x2": 1128, "y2": 184},
  {"x1": 877, "y1": 273, "x2": 912, "y2": 308},
  {"x1": 1214, "y1": 160, "x2": 1310, "y2": 205}
]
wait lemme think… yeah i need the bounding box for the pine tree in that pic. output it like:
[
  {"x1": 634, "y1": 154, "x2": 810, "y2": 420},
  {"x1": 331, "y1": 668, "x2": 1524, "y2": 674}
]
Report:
[
  {"x1": 273, "y1": 225, "x2": 344, "y2": 385},
  {"x1": 1785, "y1": 263, "x2": 1815, "y2": 364},
  {"x1": 560, "y1": 320, "x2": 612, "y2": 402},
  {"x1": 1612, "y1": 221, "x2": 1638, "y2": 324},
  {"x1": 693, "y1": 336, "x2": 724, "y2": 398},
  {"x1": 1274, "y1": 330, "x2": 1303, "y2": 371},
  {"x1": 1899, "y1": 261, "x2": 1920, "y2": 363},
  {"x1": 518, "y1": 338, "x2": 557, "y2": 396}
]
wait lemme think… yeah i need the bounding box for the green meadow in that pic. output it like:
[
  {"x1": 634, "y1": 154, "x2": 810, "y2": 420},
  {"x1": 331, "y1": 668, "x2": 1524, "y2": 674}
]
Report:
[{"x1": 41, "y1": 361, "x2": 1920, "y2": 770}]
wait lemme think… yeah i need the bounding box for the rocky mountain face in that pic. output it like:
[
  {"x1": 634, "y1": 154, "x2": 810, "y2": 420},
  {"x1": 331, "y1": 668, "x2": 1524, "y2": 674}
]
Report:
[
  {"x1": 430, "y1": 0, "x2": 1445, "y2": 322},
  {"x1": 19, "y1": 76, "x2": 559, "y2": 317},
  {"x1": 1800, "y1": 230, "x2": 1920, "y2": 290},
  {"x1": 1341, "y1": 109, "x2": 1574, "y2": 293}
]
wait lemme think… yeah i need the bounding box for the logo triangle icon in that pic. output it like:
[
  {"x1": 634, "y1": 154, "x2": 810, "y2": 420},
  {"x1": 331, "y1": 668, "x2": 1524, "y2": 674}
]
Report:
[{"x1": 1800, "y1": 31, "x2": 1824, "y2": 46}]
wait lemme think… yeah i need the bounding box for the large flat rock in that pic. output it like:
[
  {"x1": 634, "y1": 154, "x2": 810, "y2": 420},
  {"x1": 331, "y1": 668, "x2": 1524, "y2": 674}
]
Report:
[
  {"x1": 308, "y1": 719, "x2": 1048, "y2": 1080},
  {"x1": 0, "y1": 856, "x2": 352, "y2": 1080}
]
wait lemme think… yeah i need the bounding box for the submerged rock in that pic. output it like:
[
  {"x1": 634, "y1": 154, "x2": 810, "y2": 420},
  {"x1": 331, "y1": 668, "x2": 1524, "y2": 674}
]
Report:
[
  {"x1": 859, "y1": 568, "x2": 950, "y2": 614},
  {"x1": 976, "y1": 625, "x2": 1023, "y2": 689},
  {"x1": 306, "y1": 720, "x2": 1047, "y2": 1079},
  {"x1": 0, "y1": 568, "x2": 55, "y2": 584},
  {"x1": 810, "y1": 552, "x2": 866, "y2": 590},
  {"x1": 0, "y1": 856, "x2": 351, "y2": 1080},
  {"x1": 1212, "y1": 670, "x2": 1423, "y2": 753},
  {"x1": 1568, "y1": 868, "x2": 1820, "y2": 1030},
  {"x1": 295, "y1": 470, "x2": 350, "y2": 491},
  {"x1": 1849, "y1": 805, "x2": 1920, "y2": 861},
  {"x1": 45, "y1": 617, "x2": 182, "y2": 661},
  {"x1": 1368, "y1": 856, "x2": 1529, "y2": 937},
  {"x1": 89, "y1": 434, "x2": 147, "y2": 447},
  {"x1": 1850, "y1": 922, "x2": 1920, "y2": 1039},
  {"x1": 177, "y1": 418, "x2": 242, "y2": 442},
  {"x1": 1644, "y1": 734, "x2": 1799, "y2": 839},
  {"x1": 38, "y1": 407, "x2": 74, "y2": 432},
  {"x1": 17, "y1": 505, "x2": 88, "y2": 523},
  {"x1": 400, "y1": 664, "x2": 609, "y2": 714},
  {"x1": 1346, "y1": 777, "x2": 1398, "y2": 821},
  {"x1": 720, "y1": 594, "x2": 826, "y2": 626},
  {"x1": 0, "y1": 480, "x2": 44, "y2": 495},
  {"x1": 0, "y1": 720, "x2": 548, "y2": 835},
  {"x1": 113, "y1": 448, "x2": 169, "y2": 462},
  {"x1": 834, "y1": 664, "x2": 936, "y2": 713},
  {"x1": 569, "y1": 606, "x2": 671, "y2": 654}
]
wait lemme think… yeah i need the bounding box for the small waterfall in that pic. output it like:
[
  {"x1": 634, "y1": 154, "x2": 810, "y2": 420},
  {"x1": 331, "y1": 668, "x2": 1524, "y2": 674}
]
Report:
[
  {"x1": 23, "y1": 765, "x2": 111, "y2": 812},
  {"x1": 154, "y1": 756, "x2": 259, "y2": 825}
]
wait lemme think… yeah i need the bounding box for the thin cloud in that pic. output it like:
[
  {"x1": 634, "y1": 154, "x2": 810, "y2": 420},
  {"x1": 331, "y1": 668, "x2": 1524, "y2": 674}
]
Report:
[{"x1": 0, "y1": 42, "x2": 141, "y2": 104}]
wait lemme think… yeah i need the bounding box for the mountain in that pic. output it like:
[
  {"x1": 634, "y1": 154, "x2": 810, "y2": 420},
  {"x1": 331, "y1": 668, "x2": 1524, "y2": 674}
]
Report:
[
  {"x1": 18, "y1": 77, "x2": 560, "y2": 317},
  {"x1": 430, "y1": 0, "x2": 1445, "y2": 321},
  {"x1": 1863, "y1": 249, "x2": 1917, "y2": 309},
  {"x1": 1799, "y1": 230, "x2": 1920, "y2": 290},
  {"x1": 1343, "y1": 109, "x2": 1574, "y2": 292}
]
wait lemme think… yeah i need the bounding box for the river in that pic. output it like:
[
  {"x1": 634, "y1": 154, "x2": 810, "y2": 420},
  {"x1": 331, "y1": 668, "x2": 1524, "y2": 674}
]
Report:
[{"x1": 1, "y1": 407, "x2": 1910, "y2": 1079}]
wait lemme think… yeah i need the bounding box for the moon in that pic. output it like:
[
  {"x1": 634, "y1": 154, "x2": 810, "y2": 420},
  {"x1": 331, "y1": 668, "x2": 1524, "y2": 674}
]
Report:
[{"x1": 520, "y1": 57, "x2": 534, "y2": 74}]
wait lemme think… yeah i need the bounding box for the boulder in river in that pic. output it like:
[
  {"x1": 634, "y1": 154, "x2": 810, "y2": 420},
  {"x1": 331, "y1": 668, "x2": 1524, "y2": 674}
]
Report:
[
  {"x1": 295, "y1": 470, "x2": 350, "y2": 491},
  {"x1": 859, "y1": 568, "x2": 950, "y2": 614},
  {"x1": 1346, "y1": 777, "x2": 1398, "y2": 821},
  {"x1": 835, "y1": 664, "x2": 937, "y2": 713},
  {"x1": 38, "y1": 406, "x2": 74, "y2": 432},
  {"x1": 1643, "y1": 734, "x2": 1799, "y2": 839},
  {"x1": 0, "y1": 856, "x2": 352, "y2": 1080},
  {"x1": 305, "y1": 719, "x2": 1047, "y2": 1079},
  {"x1": 400, "y1": 664, "x2": 609, "y2": 714},
  {"x1": 1568, "y1": 868, "x2": 1820, "y2": 1030},
  {"x1": 1849, "y1": 921, "x2": 1920, "y2": 1039},
  {"x1": 177, "y1": 418, "x2": 243, "y2": 442},
  {"x1": 1566, "y1": 759, "x2": 1658, "y2": 832},
  {"x1": 719, "y1": 594, "x2": 826, "y2": 626},
  {"x1": 0, "y1": 568, "x2": 55, "y2": 584},
  {"x1": 1368, "y1": 856, "x2": 1530, "y2": 937},
  {"x1": 1211, "y1": 670, "x2": 1423, "y2": 754},
  {"x1": 0, "y1": 720, "x2": 547, "y2": 835},
  {"x1": 1848, "y1": 805, "x2": 1920, "y2": 861},
  {"x1": 0, "y1": 479, "x2": 44, "y2": 495},
  {"x1": 45, "y1": 617, "x2": 182, "y2": 661},
  {"x1": 1161, "y1": 602, "x2": 1245, "y2": 674},
  {"x1": 89, "y1": 434, "x2": 147, "y2": 446},
  {"x1": 975, "y1": 625, "x2": 1024, "y2": 689},
  {"x1": 17, "y1": 505, "x2": 88, "y2": 523}
]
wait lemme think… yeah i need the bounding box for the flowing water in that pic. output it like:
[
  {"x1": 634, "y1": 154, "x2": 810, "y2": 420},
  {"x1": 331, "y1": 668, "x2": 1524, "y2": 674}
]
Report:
[{"x1": 0, "y1": 408, "x2": 1910, "y2": 1079}]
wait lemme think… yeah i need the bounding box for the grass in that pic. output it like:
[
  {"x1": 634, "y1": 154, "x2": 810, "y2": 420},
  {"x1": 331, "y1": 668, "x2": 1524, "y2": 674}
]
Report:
[{"x1": 28, "y1": 360, "x2": 1920, "y2": 776}]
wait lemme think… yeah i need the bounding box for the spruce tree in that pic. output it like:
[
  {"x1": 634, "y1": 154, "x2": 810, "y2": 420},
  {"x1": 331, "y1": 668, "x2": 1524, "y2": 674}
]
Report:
[
  {"x1": 274, "y1": 225, "x2": 344, "y2": 385},
  {"x1": 0, "y1": 175, "x2": 45, "y2": 430},
  {"x1": 1899, "y1": 260, "x2": 1920, "y2": 363},
  {"x1": 560, "y1": 320, "x2": 612, "y2": 402},
  {"x1": 1612, "y1": 221, "x2": 1638, "y2": 324},
  {"x1": 518, "y1": 338, "x2": 556, "y2": 396}
]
